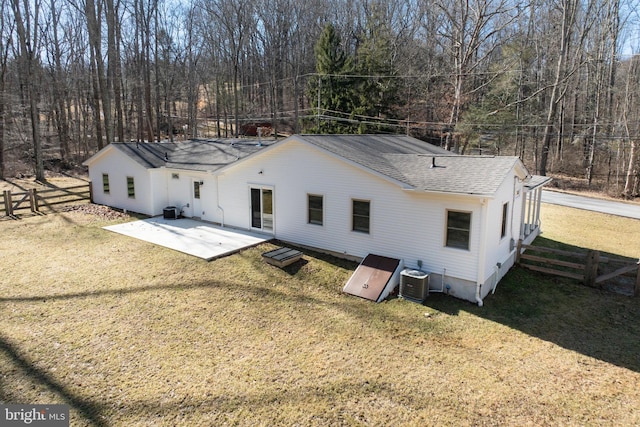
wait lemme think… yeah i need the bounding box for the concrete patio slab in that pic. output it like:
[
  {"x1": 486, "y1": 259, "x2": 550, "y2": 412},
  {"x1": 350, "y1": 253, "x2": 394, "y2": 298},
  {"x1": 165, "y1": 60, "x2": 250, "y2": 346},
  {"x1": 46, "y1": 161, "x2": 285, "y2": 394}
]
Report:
[{"x1": 104, "y1": 217, "x2": 271, "y2": 260}]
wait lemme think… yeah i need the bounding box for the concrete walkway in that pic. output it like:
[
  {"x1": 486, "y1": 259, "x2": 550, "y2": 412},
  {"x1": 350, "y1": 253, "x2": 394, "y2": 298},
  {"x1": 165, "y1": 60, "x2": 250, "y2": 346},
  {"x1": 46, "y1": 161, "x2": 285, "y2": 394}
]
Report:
[{"x1": 104, "y1": 217, "x2": 271, "y2": 260}]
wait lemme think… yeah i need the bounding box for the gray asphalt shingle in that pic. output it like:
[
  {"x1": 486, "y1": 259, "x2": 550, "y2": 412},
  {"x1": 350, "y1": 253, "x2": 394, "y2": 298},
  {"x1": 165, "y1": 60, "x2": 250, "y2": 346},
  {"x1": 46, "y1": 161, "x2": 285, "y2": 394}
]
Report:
[
  {"x1": 111, "y1": 139, "x2": 272, "y2": 171},
  {"x1": 298, "y1": 134, "x2": 522, "y2": 195},
  {"x1": 108, "y1": 134, "x2": 525, "y2": 196}
]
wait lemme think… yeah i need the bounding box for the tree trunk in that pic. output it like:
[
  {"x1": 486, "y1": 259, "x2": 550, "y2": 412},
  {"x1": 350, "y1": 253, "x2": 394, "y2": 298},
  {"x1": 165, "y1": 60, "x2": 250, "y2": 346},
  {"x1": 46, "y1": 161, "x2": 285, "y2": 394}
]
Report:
[
  {"x1": 86, "y1": 0, "x2": 112, "y2": 148},
  {"x1": 0, "y1": 88, "x2": 4, "y2": 179},
  {"x1": 623, "y1": 141, "x2": 638, "y2": 197},
  {"x1": 11, "y1": 0, "x2": 44, "y2": 181},
  {"x1": 50, "y1": 0, "x2": 70, "y2": 161},
  {"x1": 89, "y1": 59, "x2": 104, "y2": 150},
  {"x1": 106, "y1": 0, "x2": 124, "y2": 142},
  {"x1": 539, "y1": 0, "x2": 575, "y2": 176}
]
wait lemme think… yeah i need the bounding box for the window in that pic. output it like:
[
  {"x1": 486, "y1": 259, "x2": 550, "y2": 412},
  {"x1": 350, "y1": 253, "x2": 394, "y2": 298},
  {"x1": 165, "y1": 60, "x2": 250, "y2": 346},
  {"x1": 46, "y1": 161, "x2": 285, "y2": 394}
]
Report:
[
  {"x1": 102, "y1": 174, "x2": 110, "y2": 194},
  {"x1": 352, "y1": 199, "x2": 370, "y2": 233},
  {"x1": 308, "y1": 194, "x2": 323, "y2": 225},
  {"x1": 194, "y1": 181, "x2": 201, "y2": 199},
  {"x1": 501, "y1": 202, "x2": 509, "y2": 238},
  {"x1": 446, "y1": 210, "x2": 471, "y2": 249},
  {"x1": 127, "y1": 176, "x2": 135, "y2": 198}
]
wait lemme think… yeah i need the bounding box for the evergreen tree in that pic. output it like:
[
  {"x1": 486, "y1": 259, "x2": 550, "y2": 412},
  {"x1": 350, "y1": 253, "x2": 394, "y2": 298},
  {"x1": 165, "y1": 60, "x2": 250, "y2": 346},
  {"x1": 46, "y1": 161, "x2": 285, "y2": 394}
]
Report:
[
  {"x1": 307, "y1": 23, "x2": 356, "y2": 133},
  {"x1": 352, "y1": 7, "x2": 400, "y2": 133}
]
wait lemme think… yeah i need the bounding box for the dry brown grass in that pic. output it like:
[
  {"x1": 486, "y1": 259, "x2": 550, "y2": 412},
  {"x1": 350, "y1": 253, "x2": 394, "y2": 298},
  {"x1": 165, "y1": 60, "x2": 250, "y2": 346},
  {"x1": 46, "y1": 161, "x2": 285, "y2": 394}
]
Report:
[
  {"x1": 1, "y1": 207, "x2": 639, "y2": 426},
  {"x1": 0, "y1": 174, "x2": 89, "y2": 193},
  {"x1": 540, "y1": 203, "x2": 640, "y2": 258}
]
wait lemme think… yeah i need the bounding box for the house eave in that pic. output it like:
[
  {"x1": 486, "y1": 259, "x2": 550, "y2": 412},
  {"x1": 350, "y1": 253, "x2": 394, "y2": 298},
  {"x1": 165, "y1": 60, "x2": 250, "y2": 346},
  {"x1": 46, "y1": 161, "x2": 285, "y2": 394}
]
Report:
[{"x1": 403, "y1": 188, "x2": 496, "y2": 199}]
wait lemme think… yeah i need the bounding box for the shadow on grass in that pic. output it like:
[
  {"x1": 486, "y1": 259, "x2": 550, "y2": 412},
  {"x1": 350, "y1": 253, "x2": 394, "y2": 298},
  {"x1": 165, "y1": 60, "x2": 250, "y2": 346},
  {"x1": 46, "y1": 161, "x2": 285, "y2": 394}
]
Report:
[
  {"x1": 2, "y1": 234, "x2": 637, "y2": 423},
  {"x1": 425, "y1": 237, "x2": 640, "y2": 373},
  {"x1": 0, "y1": 335, "x2": 107, "y2": 426},
  {"x1": 83, "y1": 377, "x2": 408, "y2": 424}
]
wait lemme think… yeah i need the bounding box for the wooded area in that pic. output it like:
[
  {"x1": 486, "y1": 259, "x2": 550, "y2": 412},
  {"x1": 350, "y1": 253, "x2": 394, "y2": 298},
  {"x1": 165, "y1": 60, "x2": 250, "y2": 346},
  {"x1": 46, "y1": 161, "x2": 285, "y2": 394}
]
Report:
[{"x1": 0, "y1": 0, "x2": 638, "y2": 197}]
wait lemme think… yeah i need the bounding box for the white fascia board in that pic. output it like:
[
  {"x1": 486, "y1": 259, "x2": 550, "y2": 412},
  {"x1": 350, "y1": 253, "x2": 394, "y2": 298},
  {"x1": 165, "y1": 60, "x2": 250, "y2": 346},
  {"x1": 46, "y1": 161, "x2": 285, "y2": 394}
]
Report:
[
  {"x1": 402, "y1": 188, "x2": 496, "y2": 199},
  {"x1": 513, "y1": 158, "x2": 530, "y2": 180},
  {"x1": 82, "y1": 144, "x2": 116, "y2": 167}
]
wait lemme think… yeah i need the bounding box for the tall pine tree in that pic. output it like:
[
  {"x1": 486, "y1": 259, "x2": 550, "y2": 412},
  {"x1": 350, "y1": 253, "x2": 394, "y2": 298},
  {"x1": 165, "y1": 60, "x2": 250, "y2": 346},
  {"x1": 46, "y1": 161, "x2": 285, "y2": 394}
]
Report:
[
  {"x1": 352, "y1": 6, "x2": 399, "y2": 133},
  {"x1": 307, "y1": 23, "x2": 355, "y2": 133}
]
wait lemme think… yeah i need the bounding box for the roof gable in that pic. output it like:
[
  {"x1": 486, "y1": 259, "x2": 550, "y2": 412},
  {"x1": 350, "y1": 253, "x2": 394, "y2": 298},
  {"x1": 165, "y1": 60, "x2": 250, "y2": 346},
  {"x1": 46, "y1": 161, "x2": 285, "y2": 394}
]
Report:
[
  {"x1": 85, "y1": 139, "x2": 274, "y2": 171},
  {"x1": 384, "y1": 154, "x2": 523, "y2": 195},
  {"x1": 294, "y1": 134, "x2": 526, "y2": 196}
]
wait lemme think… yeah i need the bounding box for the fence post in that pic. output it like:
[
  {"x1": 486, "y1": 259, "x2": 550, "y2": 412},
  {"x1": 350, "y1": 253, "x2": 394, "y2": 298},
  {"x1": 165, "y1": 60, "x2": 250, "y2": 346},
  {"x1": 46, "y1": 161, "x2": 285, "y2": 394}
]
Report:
[
  {"x1": 89, "y1": 181, "x2": 93, "y2": 203},
  {"x1": 29, "y1": 189, "x2": 40, "y2": 213},
  {"x1": 3, "y1": 190, "x2": 13, "y2": 217},
  {"x1": 584, "y1": 250, "x2": 600, "y2": 288}
]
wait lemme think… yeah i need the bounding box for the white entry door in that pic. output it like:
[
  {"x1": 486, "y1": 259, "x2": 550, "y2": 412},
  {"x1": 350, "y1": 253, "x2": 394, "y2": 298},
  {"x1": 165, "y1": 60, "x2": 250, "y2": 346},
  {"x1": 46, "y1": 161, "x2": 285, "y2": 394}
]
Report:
[{"x1": 191, "y1": 179, "x2": 202, "y2": 218}]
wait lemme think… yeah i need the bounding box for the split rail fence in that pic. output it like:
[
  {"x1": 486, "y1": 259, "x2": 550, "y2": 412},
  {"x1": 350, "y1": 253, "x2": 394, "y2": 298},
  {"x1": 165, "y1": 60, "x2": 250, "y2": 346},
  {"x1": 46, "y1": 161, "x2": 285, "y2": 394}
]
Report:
[
  {"x1": 1, "y1": 184, "x2": 91, "y2": 219},
  {"x1": 517, "y1": 240, "x2": 640, "y2": 297}
]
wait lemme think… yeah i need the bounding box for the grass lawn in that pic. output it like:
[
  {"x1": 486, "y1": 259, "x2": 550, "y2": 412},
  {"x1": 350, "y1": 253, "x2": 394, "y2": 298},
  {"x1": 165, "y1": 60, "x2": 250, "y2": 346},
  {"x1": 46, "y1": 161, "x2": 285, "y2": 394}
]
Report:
[{"x1": 1, "y1": 204, "x2": 639, "y2": 426}]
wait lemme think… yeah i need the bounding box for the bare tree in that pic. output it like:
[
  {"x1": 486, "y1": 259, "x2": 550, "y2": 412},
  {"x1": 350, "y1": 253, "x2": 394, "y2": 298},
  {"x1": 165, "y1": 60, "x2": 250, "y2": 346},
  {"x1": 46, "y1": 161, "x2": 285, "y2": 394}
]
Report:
[
  {"x1": 85, "y1": 0, "x2": 112, "y2": 148},
  {"x1": 106, "y1": 0, "x2": 124, "y2": 142},
  {"x1": 11, "y1": 0, "x2": 45, "y2": 181},
  {"x1": 45, "y1": 0, "x2": 71, "y2": 162},
  {"x1": 0, "y1": 0, "x2": 12, "y2": 178},
  {"x1": 435, "y1": 0, "x2": 517, "y2": 152},
  {"x1": 539, "y1": 0, "x2": 600, "y2": 176},
  {"x1": 202, "y1": 0, "x2": 255, "y2": 137},
  {"x1": 622, "y1": 56, "x2": 639, "y2": 198}
]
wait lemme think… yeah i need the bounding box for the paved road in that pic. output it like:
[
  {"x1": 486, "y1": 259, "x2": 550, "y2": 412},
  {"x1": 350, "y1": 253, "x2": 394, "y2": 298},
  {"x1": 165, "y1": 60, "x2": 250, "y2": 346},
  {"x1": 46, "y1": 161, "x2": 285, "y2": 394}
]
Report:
[{"x1": 541, "y1": 190, "x2": 640, "y2": 220}]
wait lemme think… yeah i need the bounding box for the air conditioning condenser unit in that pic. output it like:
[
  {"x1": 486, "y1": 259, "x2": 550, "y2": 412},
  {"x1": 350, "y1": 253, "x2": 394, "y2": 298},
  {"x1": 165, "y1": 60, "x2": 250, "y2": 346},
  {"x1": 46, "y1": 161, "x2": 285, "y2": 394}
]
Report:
[{"x1": 400, "y1": 269, "x2": 429, "y2": 303}]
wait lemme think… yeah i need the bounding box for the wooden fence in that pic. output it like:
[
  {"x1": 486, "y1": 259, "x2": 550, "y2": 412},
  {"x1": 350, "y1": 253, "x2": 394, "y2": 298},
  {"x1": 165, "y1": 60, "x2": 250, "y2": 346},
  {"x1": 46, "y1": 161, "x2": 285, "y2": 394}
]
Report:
[
  {"x1": 517, "y1": 240, "x2": 640, "y2": 297},
  {"x1": 1, "y1": 184, "x2": 91, "y2": 219}
]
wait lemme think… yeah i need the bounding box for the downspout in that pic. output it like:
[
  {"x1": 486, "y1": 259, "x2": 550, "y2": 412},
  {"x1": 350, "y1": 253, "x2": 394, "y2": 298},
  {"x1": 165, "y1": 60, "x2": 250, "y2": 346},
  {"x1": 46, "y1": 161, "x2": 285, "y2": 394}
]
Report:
[
  {"x1": 215, "y1": 174, "x2": 224, "y2": 227},
  {"x1": 475, "y1": 198, "x2": 489, "y2": 307}
]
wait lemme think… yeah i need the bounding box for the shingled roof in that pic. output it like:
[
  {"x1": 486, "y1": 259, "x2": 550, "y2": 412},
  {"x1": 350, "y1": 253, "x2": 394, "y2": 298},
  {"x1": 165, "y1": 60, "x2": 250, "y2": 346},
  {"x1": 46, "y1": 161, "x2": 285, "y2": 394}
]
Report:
[
  {"x1": 297, "y1": 135, "x2": 526, "y2": 196},
  {"x1": 96, "y1": 135, "x2": 528, "y2": 197},
  {"x1": 110, "y1": 139, "x2": 273, "y2": 171}
]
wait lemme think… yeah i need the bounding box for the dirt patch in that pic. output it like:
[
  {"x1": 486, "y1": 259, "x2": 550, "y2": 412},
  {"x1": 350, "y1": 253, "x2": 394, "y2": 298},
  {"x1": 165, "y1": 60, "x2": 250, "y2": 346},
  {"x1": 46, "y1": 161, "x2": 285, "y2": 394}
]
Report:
[{"x1": 60, "y1": 204, "x2": 131, "y2": 221}]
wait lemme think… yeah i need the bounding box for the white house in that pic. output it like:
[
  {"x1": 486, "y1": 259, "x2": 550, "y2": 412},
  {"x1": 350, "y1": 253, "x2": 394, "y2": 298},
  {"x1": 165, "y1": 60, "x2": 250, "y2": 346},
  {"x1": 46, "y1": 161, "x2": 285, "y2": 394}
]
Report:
[{"x1": 84, "y1": 134, "x2": 550, "y2": 305}]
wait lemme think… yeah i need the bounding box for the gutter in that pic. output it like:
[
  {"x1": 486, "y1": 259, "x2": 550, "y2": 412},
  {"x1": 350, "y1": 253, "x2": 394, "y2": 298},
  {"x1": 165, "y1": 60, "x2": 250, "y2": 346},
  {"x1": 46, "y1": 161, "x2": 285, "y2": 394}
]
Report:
[{"x1": 402, "y1": 187, "x2": 495, "y2": 199}]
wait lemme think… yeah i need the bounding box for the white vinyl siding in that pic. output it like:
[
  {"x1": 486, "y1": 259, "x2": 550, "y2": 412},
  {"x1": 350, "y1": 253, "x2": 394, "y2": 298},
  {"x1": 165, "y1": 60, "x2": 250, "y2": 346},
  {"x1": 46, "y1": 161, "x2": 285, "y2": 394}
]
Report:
[
  {"x1": 86, "y1": 146, "x2": 179, "y2": 216},
  {"x1": 216, "y1": 139, "x2": 481, "y2": 283}
]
